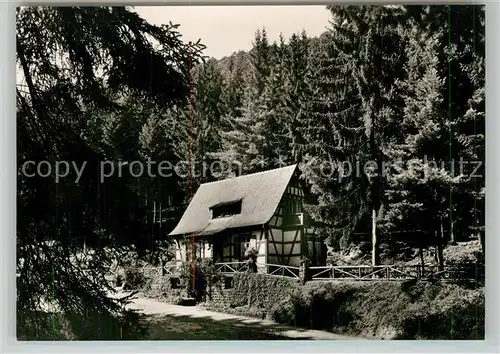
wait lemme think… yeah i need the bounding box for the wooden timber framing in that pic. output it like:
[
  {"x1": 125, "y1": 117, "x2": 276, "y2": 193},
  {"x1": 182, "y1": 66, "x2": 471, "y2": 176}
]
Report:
[
  {"x1": 264, "y1": 170, "x2": 314, "y2": 267},
  {"x1": 266, "y1": 226, "x2": 281, "y2": 264},
  {"x1": 217, "y1": 226, "x2": 260, "y2": 263},
  {"x1": 286, "y1": 228, "x2": 301, "y2": 265},
  {"x1": 168, "y1": 164, "x2": 327, "y2": 273}
]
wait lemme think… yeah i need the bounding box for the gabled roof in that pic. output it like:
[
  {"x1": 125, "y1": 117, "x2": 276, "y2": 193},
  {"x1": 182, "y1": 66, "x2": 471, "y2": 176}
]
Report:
[{"x1": 168, "y1": 164, "x2": 297, "y2": 236}]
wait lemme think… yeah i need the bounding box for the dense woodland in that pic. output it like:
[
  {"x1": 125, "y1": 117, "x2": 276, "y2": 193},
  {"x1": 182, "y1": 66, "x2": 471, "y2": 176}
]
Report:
[{"x1": 17, "y1": 5, "x2": 484, "y2": 337}]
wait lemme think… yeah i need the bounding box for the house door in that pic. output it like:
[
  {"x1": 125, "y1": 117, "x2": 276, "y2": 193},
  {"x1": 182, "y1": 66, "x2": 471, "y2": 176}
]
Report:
[
  {"x1": 212, "y1": 237, "x2": 224, "y2": 263},
  {"x1": 307, "y1": 237, "x2": 327, "y2": 266}
]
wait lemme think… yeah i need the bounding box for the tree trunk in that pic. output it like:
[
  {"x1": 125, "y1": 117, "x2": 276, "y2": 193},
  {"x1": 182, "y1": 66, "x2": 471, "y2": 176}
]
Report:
[
  {"x1": 434, "y1": 231, "x2": 438, "y2": 263},
  {"x1": 449, "y1": 217, "x2": 456, "y2": 244},
  {"x1": 436, "y1": 220, "x2": 444, "y2": 270},
  {"x1": 371, "y1": 208, "x2": 380, "y2": 266},
  {"x1": 477, "y1": 229, "x2": 485, "y2": 265},
  {"x1": 478, "y1": 230, "x2": 485, "y2": 256},
  {"x1": 419, "y1": 246, "x2": 425, "y2": 278},
  {"x1": 160, "y1": 258, "x2": 165, "y2": 276}
]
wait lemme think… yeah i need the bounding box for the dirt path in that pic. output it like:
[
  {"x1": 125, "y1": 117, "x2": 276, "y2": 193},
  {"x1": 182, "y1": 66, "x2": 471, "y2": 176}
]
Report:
[{"x1": 118, "y1": 292, "x2": 362, "y2": 340}]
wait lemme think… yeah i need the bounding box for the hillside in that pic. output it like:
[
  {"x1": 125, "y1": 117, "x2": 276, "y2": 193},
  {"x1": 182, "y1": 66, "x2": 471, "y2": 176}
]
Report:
[
  {"x1": 185, "y1": 22, "x2": 484, "y2": 270},
  {"x1": 328, "y1": 240, "x2": 483, "y2": 267}
]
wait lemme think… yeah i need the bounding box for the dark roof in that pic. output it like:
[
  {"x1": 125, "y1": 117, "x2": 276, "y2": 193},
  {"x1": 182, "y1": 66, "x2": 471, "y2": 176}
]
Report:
[{"x1": 168, "y1": 164, "x2": 297, "y2": 236}]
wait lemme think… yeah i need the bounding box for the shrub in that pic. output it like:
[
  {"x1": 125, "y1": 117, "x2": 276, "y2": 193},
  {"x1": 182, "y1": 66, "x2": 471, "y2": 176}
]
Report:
[
  {"x1": 230, "y1": 273, "x2": 299, "y2": 309},
  {"x1": 282, "y1": 282, "x2": 359, "y2": 331},
  {"x1": 244, "y1": 246, "x2": 259, "y2": 261},
  {"x1": 244, "y1": 246, "x2": 259, "y2": 273},
  {"x1": 398, "y1": 284, "x2": 485, "y2": 339},
  {"x1": 254, "y1": 278, "x2": 484, "y2": 339},
  {"x1": 267, "y1": 296, "x2": 296, "y2": 325},
  {"x1": 123, "y1": 267, "x2": 146, "y2": 290},
  {"x1": 144, "y1": 275, "x2": 183, "y2": 301},
  {"x1": 231, "y1": 305, "x2": 266, "y2": 319},
  {"x1": 178, "y1": 259, "x2": 223, "y2": 301},
  {"x1": 115, "y1": 274, "x2": 124, "y2": 287},
  {"x1": 201, "y1": 270, "x2": 484, "y2": 340}
]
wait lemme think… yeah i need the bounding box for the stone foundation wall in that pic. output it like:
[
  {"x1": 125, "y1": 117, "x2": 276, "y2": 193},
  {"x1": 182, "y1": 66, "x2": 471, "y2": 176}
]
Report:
[
  {"x1": 206, "y1": 286, "x2": 233, "y2": 308},
  {"x1": 138, "y1": 270, "x2": 299, "y2": 310},
  {"x1": 203, "y1": 273, "x2": 299, "y2": 310},
  {"x1": 230, "y1": 273, "x2": 299, "y2": 309}
]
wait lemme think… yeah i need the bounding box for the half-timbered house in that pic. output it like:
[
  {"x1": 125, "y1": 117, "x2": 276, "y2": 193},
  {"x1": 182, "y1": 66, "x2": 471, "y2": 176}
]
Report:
[{"x1": 167, "y1": 164, "x2": 327, "y2": 272}]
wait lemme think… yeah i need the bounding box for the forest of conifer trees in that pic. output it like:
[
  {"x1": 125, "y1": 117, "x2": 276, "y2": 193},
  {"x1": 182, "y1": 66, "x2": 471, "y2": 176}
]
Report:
[{"x1": 173, "y1": 5, "x2": 485, "y2": 267}]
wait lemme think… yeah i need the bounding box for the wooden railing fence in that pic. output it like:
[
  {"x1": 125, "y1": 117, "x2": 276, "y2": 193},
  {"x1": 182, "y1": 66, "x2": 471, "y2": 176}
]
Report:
[{"x1": 80, "y1": 260, "x2": 483, "y2": 283}]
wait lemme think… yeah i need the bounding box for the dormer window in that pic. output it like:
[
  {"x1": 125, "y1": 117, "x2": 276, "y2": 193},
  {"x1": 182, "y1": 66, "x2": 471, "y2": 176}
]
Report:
[{"x1": 210, "y1": 199, "x2": 242, "y2": 219}]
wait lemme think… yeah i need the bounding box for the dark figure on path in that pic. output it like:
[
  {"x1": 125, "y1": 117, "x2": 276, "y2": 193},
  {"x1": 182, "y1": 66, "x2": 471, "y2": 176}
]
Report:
[{"x1": 194, "y1": 264, "x2": 205, "y2": 302}]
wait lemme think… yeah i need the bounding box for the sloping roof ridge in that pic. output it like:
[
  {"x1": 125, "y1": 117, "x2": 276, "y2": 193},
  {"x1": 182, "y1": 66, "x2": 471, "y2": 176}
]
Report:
[
  {"x1": 200, "y1": 164, "x2": 297, "y2": 186},
  {"x1": 167, "y1": 163, "x2": 298, "y2": 236}
]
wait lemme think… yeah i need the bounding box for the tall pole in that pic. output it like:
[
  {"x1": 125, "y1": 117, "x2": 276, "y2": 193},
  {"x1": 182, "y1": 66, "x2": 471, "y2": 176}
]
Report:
[{"x1": 188, "y1": 42, "x2": 195, "y2": 293}]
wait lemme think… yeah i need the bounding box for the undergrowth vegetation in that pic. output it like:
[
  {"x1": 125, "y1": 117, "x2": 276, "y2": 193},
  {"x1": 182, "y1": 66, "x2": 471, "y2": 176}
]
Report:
[
  {"x1": 205, "y1": 273, "x2": 484, "y2": 339},
  {"x1": 265, "y1": 280, "x2": 484, "y2": 339},
  {"x1": 17, "y1": 309, "x2": 147, "y2": 340}
]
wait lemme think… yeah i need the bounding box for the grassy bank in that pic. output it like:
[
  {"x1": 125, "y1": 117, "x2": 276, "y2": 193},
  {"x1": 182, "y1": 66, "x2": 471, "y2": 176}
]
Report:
[
  {"x1": 207, "y1": 274, "x2": 484, "y2": 340},
  {"x1": 275, "y1": 281, "x2": 484, "y2": 339}
]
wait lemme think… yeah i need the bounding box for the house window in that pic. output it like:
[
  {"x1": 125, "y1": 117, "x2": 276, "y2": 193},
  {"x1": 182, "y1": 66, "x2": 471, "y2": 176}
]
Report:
[
  {"x1": 307, "y1": 241, "x2": 314, "y2": 264},
  {"x1": 195, "y1": 240, "x2": 204, "y2": 258},
  {"x1": 282, "y1": 198, "x2": 291, "y2": 216},
  {"x1": 210, "y1": 200, "x2": 242, "y2": 219},
  {"x1": 184, "y1": 241, "x2": 203, "y2": 261},
  {"x1": 283, "y1": 196, "x2": 304, "y2": 226},
  {"x1": 213, "y1": 240, "x2": 223, "y2": 262}
]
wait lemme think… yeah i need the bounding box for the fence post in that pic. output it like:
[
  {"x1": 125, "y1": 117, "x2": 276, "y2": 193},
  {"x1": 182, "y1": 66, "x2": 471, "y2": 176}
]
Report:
[
  {"x1": 299, "y1": 264, "x2": 305, "y2": 285},
  {"x1": 299, "y1": 259, "x2": 311, "y2": 285}
]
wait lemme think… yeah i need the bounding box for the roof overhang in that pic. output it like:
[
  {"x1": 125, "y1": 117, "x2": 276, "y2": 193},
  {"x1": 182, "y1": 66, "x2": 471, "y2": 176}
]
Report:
[{"x1": 168, "y1": 164, "x2": 297, "y2": 237}]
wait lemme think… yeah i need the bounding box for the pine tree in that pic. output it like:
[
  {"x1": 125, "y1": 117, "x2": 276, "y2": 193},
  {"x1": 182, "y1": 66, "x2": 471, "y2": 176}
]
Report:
[
  {"x1": 16, "y1": 6, "x2": 203, "y2": 338},
  {"x1": 188, "y1": 59, "x2": 226, "y2": 184},
  {"x1": 378, "y1": 5, "x2": 485, "y2": 268},
  {"x1": 382, "y1": 18, "x2": 452, "y2": 270},
  {"x1": 260, "y1": 33, "x2": 294, "y2": 168},
  {"x1": 219, "y1": 51, "x2": 251, "y2": 119},
  {"x1": 446, "y1": 6, "x2": 485, "y2": 251},
  {"x1": 285, "y1": 31, "x2": 311, "y2": 165},
  {"x1": 251, "y1": 28, "x2": 272, "y2": 95},
  {"x1": 298, "y1": 5, "x2": 407, "y2": 264},
  {"x1": 213, "y1": 84, "x2": 269, "y2": 175},
  {"x1": 212, "y1": 29, "x2": 275, "y2": 175}
]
